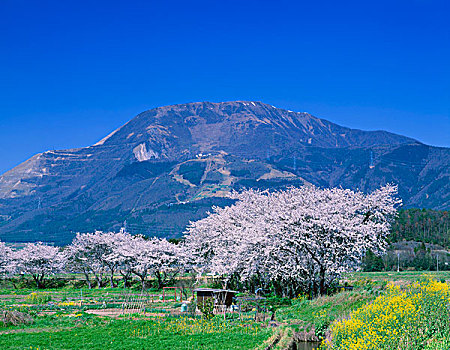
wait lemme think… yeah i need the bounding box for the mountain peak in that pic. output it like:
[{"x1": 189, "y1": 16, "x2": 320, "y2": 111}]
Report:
[{"x1": 95, "y1": 101, "x2": 415, "y2": 153}]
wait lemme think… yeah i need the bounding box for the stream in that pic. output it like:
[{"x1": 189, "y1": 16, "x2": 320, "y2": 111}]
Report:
[{"x1": 295, "y1": 341, "x2": 321, "y2": 350}]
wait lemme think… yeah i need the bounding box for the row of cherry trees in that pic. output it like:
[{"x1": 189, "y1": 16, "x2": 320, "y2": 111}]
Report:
[
  {"x1": 184, "y1": 184, "x2": 400, "y2": 297},
  {"x1": 0, "y1": 185, "x2": 400, "y2": 296},
  {"x1": 0, "y1": 232, "x2": 181, "y2": 289}
]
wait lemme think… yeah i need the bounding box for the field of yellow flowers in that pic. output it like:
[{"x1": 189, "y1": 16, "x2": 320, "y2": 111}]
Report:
[{"x1": 327, "y1": 279, "x2": 450, "y2": 350}]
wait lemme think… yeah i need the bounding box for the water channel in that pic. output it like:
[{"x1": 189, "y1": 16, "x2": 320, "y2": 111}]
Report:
[{"x1": 294, "y1": 341, "x2": 321, "y2": 350}]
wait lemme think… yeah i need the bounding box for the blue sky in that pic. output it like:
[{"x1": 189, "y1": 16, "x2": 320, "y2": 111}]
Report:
[{"x1": 0, "y1": 0, "x2": 449, "y2": 174}]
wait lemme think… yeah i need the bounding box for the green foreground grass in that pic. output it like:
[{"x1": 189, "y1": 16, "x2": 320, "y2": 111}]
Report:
[
  {"x1": 277, "y1": 290, "x2": 375, "y2": 332},
  {"x1": 0, "y1": 317, "x2": 271, "y2": 350}
]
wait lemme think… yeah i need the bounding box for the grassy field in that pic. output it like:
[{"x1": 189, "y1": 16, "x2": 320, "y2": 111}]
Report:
[
  {"x1": 1, "y1": 271, "x2": 450, "y2": 350},
  {"x1": 345, "y1": 270, "x2": 450, "y2": 283},
  {"x1": 0, "y1": 317, "x2": 271, "y2": 350}
]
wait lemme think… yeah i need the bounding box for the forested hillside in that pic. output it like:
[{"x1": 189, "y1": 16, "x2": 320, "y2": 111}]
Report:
[
  {"x1": 390, "y1": 209, "x2": 450, "y2": 247},
  {"x1": 363, "y1": 209, "x2": 450, "y2": 272}
]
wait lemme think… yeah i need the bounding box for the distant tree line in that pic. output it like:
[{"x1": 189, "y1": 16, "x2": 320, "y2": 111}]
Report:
[
  {"x1": 363, "y1": 207, "x2": 450, "y2": 272},
  {"x1": 363, "y1": 243, "x2": 450, "y2": 273}
]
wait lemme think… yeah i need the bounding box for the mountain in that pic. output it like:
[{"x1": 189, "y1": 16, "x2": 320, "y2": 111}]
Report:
[{"x1": 0, "y1": 101, "x2": 449, "y2": 244}]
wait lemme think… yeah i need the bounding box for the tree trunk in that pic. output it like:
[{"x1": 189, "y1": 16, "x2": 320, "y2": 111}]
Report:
[
  {"x1": 83, "y1": 271, "x2": 92, "y2": 289},
  {"x1": 319, "y1": 266, "x2": 326, "y2": 295},
  {"x1": 11, "y1": 280, "x2": 18, "y2": 289},
  {"x1": 155, "y1": 271, "x2": 164, "y2": 290},
  {"x1": 109, "y1": 270, "x2": 115, "y2": 288},
  {"x1": 120, "y1": 271, "x2": 132, "y2": 288},
  {"x1": 33, "y1": 274, "x2": 44, "y2": 289},
  {"x1": 33, "y1": 275, "x2": 40, "y2": 289},
  {"x1": 94, "y1": 273, "x2": 103, "y2": 288}
]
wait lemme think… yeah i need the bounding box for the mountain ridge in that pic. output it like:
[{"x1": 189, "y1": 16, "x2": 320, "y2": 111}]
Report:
[{"x1": 0, "y1": 101, "x2": 448, "y2": 244}]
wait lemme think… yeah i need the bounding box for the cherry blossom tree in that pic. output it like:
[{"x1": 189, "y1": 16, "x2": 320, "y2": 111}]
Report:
[
  {"x1": 64, "y1": 231, "x2": 110, "y2": 288},
  {"x1": 184, "y1": 184, "x2": 400, "y2": 297},
  {"x1": 114, "y1": 236, "x2": 135, "y2": 288},
  {"x1": 101, "y1": 230, "x2": 134, "y2": 288},
  {"x1": 13, "y1": 242, "x2": 61, "y2": 288},
  {"x1": 122, "y1": 235, "x2": 155, "y2": 289},
  {"x1": 64, "y1": 230, "x2": 182, "y2": 289},
  {"x1": 0, "y1": 241, "x2": 13, "y2": 278},
  {"x1": 115, "y1": 235, "x2": 182, "y2": 289},
  {"x1": 65, "y1": 230, "x2": 136, "y2": 288},
  {"x1": 150, "y1": 238, "x2": 182, "y2": 289}
]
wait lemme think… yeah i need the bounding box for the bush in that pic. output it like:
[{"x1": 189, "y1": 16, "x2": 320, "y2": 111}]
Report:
[
  {"x1": 187, "y1": 301, "x2": 197, "y2": 317},
  {"x1": 265, "y1": 295, "x2": 292, "y2": 321},
  {"x1": 71, "y1": 279, "x2": 91, "y2": 289},
  {"x1": 362, "y1": 250, "x2": 384, "y2": 272},
  {"x1": 206, "y1": 278, "x2": 223, "y2": 290},
  {"x1": 9, "y1": 276, "x2": 36, "y2": 289},
  {"x1": 0, "y1": 310, "x2": 33, "y2": 327},
  {"x1": 44, "y1": 277, "x2": 68, "y2": 289},
  {"x1": 313, "y1": 310, "x2": 330, "y2": 339},
  {"x1": 197, "y1": 297, "x2": 215, "y2": 319}
]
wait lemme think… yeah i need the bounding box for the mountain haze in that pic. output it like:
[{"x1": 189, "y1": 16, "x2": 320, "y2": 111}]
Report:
[{"x1": 0, "y1": 101, "x2": 449, "y2": 244}]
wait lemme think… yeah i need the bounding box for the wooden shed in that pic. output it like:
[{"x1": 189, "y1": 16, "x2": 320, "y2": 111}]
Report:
[{"x1": 194, "y1": 288, "x2": 237, "y2": 307}]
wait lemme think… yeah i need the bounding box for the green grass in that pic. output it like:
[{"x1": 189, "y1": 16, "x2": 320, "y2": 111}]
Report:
[
  {"x1": 0, "y1": 318, "x2": 272, "y2": 350},
  {"x1": 0, "y1": 312, "x2": 100, "y2": 332},
  {"x1": 344, "y1": 270, "x2": 450, "y2": 283},
  {"x1": 0, "y1": 280, "x2": 273, "y2": 350},
  {"x1": 277, "y1": 290, "x2": 376, "y2": 324},
  {"x1": 275, "y1": 289, "x2": 377, "y2": 342}
]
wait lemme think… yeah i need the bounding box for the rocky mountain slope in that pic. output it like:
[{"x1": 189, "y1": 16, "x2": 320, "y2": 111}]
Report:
[{"x1": 0, "y1": 101, "x2": 448, "y2": 244}]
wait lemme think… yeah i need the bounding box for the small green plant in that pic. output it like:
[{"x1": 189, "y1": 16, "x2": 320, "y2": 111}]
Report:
[
  {"x1": 207, "y1": 279, "x2": 223, "y2": 289},
  {"x1": 25, "y1": 292, "x2": 51, "y2": 304},
  {"x1": 313, "y1": 310, "x2": 330, "y2": 339},
  {"x1": 265, "y1": 295, "x2": 292, "y2": 321},
  {"x1": 187, "y1": 301, "x2": 197, "y2": 317},
  {"x1": 293, "y1": 293, "x2": 307, "y2": 303},
  {"x1": 197, "y1": 297, "x2": 215, "y2": 319}
]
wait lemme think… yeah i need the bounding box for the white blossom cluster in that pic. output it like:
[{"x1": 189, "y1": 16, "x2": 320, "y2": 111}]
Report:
[{"x1": 184, "y1": 184, "x2": 400, "y2": 296}]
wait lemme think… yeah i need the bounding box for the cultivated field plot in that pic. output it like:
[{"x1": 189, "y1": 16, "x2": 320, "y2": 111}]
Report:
[{"x1": 0, "y1": 287, "x2": 273, "y2": 350}]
